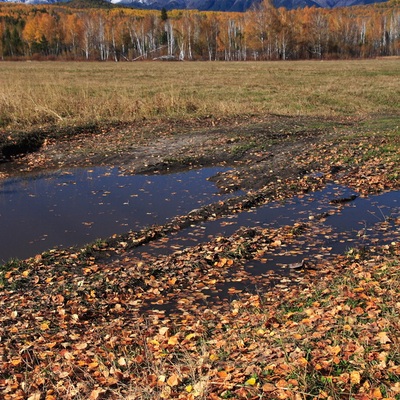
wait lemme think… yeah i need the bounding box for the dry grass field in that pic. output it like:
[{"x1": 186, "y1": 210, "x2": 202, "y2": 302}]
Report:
[{"x1": 0, "y1": 59, "x2": 399, "y2": 131}]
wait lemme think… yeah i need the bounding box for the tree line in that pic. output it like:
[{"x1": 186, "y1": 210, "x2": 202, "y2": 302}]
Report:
[{"x1": 0, "y1": 0, "x2": 399, "y2": 61}]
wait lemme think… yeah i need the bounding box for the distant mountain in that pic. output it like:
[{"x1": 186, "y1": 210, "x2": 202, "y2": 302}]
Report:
[
  {"x1": 110, "y1": 0, "x2": 388, "y2": 10},
  {"x1": 0, "y1": 0, "x2": 389, "y2": 11}
]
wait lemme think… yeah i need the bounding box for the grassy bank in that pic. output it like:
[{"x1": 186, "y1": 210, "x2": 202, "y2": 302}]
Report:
[
  {"x1": 1, "y1": 240, "x2": 399, "y2": 399},
  {"x1": 0, "y1": 59, "x2": 399, "y2": 131}
]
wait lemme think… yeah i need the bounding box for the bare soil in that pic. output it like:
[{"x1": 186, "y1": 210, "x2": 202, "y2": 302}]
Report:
[{"x1": 0, "y1": 115, "x2": 343, "y2": 186}]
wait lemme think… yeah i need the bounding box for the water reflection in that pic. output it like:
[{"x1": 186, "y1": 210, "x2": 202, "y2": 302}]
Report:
[
  {"x1": 131, "y1": 183, "x2": 400, "y2": 269},
  {"x1": 131, "y1": 184, "x2": 399, "y2": 309},
  {"x1": 0, "y1": 166, "x2": 233, "y2": 262}
]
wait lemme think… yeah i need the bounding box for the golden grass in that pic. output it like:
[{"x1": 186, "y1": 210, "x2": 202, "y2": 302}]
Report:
[{"x1": 0, "y1": 59, "x2": 399, "y2": 130}]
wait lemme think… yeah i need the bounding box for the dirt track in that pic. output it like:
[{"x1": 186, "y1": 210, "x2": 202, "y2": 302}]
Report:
[{"x1": 0, "y1": 115, "x2": 339, "y2": 187}]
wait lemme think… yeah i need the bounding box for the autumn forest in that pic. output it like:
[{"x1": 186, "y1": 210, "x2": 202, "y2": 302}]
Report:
[{"x1": 0, "y1": 0, "x2": 399, "y2": 61}]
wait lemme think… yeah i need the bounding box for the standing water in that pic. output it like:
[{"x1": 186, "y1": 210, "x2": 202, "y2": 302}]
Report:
[{"x1": 0, "y1": 166, "x2": 234, "y2": 262}]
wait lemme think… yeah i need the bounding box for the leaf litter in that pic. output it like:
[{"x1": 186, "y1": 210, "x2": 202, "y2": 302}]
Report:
[{"x1": 1, "y1": 116, "x2": 400, "y2": 399}]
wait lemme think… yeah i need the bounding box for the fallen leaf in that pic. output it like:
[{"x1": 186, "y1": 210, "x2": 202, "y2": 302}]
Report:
[
  {"x1": 168, "y1": 336, "x2": 179, "y2": 346},
  {"x1": 118, "y1": 357, "x2": 126, "y2": 366},
  {"x1": 376, "y1": 332, "x2": 391, "y2": 344},
  {"x1": 89, "y1": 389, "x2": 103, "y2": 400},
  {"x1": 350, "y1": 371, "x2": 361, "y2": 385},
  {"x1": 186, "y1": 384, "x2": 193, "y2": 393},
  {"x1": 371, "y1": 387, "x2": 383, "y2": 398},
  {"x1": 40, "y1": 322, "x2": 50, "y2": 331},
  {"x1": 167, "y1": 373, "x2": 180, "y2": 387},
  {"x1": 159, "y1": 326, "x2": 169, "y2": 336},
  {"x1": 327, "y1": 345, "x2": 341, "y2": 356},
  {"x1": 262, "y1": 383, "x2": 276, "y2": 392},
  {"x1": 245, "y1": 377, "x2": 257, "y2": 386}
]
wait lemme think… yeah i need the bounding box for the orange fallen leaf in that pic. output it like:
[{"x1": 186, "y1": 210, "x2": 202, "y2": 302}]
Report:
[
  {"x1": 168, "y1": 336, "x2": 179, "y2": 346},
  {"x1": 371, "y1": 387, "x2": 383, "y2": 398},
  {"x1": 89, "y1": 389, "x2": 103, "y2": 400},
  {"x1": 297, "y1": 357, "x2": 308, "y2": 367},
  {"x1": 217, "y1": 371, "x2": 228, "y2": 379},
  {"x1": 107, "y1": 376, "x2": 119, "y2": 385},
  {"x1": 167, "y1": 373, "x2": 180, "y2": 387},
  {"x1": 134, "y1": 355, "x2": 144, "y2": 363},
  {"x1": 11, "y1": 358, "x2": 22, "y2": 366},
  {"x1": 40, "y1": 322, "x2": 50, "y2": 331},
  {"x1": 168, "y1": 277, "x2": 177, "y2": 285},
  {"x1": 327, "y1": 345, "x2": 341, "y2": 356}
]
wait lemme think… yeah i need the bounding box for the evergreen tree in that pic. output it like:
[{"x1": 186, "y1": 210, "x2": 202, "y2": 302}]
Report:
[{"x1": 160, "y1": 7, "x2": 168, "y2": 22}]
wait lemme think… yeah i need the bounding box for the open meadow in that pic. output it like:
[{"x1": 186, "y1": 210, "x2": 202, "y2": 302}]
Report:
[
  {"x1": 0, "y1": 59, "x2": 400, "y2": 399},
  {"x1": 0, "y1": 59, "x2": 399, "y2": 130}
]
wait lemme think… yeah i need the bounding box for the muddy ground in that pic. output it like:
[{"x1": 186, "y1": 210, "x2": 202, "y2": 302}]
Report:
[
  {"x1": 0, "y1": 115, "x2": 399, "y2": 255},
  {"x1": 0, "y1": 115, "x2": 373, "y2": 185}
]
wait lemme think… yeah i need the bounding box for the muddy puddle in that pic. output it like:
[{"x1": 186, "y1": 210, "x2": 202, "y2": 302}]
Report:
[
  {"x1": 0, "y1": 166, "x2": 235, "y2": 262},
  {"x1": 127, "y1": 183, "x2": 399, "y2": 311},
  {"x1": 1, "y1": 163, "x2": 399, "y2": 314},
  {"x1": 130, "y1": 184, "x2": 400, "y2": 262}
]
